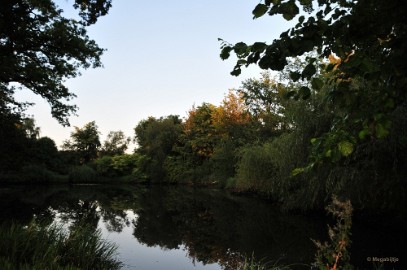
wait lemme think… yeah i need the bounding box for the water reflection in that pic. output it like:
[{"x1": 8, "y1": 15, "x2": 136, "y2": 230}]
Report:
[{"x1": 0, "y1": 185, "x2": 328, "y2": 269}]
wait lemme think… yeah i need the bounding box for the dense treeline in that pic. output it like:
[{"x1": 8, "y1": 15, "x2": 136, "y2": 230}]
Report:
[
  {"x1": 1, "y1": 64, "x2": 406, "y2": 216},
  {"x1": 1, "y1": 62, "x2": 406, "y2": 215},
  {"x1": 1, "y1": 0, "x2": 406, "y2": 216},
  {"x1": 132, "y1": 68, "x2": 407, "y2": 214}
]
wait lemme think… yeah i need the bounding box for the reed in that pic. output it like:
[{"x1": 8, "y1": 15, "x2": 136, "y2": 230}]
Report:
[{"x1": 0, "y1": 220, "x2": 121, "y2": 269}]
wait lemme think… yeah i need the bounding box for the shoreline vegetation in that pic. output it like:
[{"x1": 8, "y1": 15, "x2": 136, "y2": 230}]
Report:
[{"x1": 0, "y1": 220, "x2": 122, "y2": 270}]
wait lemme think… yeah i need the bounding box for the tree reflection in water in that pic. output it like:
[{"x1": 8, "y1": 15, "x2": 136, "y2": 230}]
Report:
[{"x1": 0, "y1": 184, "x2": 325, "y2": 269}]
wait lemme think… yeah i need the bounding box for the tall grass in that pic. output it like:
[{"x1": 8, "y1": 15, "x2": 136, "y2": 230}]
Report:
[
  {"x1": 0, "y1": 221, "x2": 122, "y2": 269},
  {"x1": 239, "y1": 255, "x2": 294, "y2": 270}
]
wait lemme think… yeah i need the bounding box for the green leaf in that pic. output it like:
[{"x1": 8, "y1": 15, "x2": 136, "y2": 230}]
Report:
[
  {"x1": 290, "y1": 71, "x2": 301, "y2": 82},
  {"x1": 358, "y1": 129, "x2": 369, "y2": 140},
  {"x1": 231, "y1": 66, "x2": 241, "y2": 76},
  {"x1": 280, "y1": 0, "x2": 299, "y2": 21},
  {"x1": 251, "y1": 42, "x2": 267, "y2": 52},
  {"x1": 302, "y1": 63, "x2": 317, "y2": 79},
  {"x1": 299, "y1": 0, "x2": 312, "y2": 6},
  {"x1": 252, "y1": 4, "x2": 269, "y2": 19},
  {"x1": 298, "y1": 86, "x2": 311, "y2": 99},
  {"x1": 311, "y1": 77, "x2": 324, "y2": 90},
  {"x1": 338, "y1": 141, "x2": 354, "y2": 157},
  {"x1": 234, "y1": 42, "x2": 248, "y2": 55},
  {"x1": 237, "y1": 59, "x2": 247, "y2": 65},
  {"x1": 220, "y1": 46, "x2": 232, "y2": 60},
  {"x1": 292, "y1": 167, "x2": 305, "y2": 176},
  {"x1": 258, "y1": 56, "x2": 272, "y2": 69},
  {"x1": 375, "y1": 123, "x2": 389, "y2": 139}
]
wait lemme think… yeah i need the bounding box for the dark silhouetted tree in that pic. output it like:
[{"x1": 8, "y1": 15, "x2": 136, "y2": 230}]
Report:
[
  {"x1": 100, "y1": 131, "x2": 131, "y2": 156},
  {"x1": 63, "y1": 121, "x2": 101, "y2": 164}
]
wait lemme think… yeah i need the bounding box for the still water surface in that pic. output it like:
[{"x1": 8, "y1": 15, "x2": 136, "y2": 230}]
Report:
[{"x1": 0, "y1": 184, "x2": 405, "y2": 269}]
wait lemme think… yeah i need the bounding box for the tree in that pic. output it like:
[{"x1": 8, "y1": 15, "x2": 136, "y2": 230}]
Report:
[
  {"x1": 237, "y1": 72, "x2": 293, "y2": 138},
  {"x1": 63, "y1": 121, "x2": 101, "y2": 164},
  {"x1": 167, "y1": 97, "x2": 255, "y2": 184},
  {"x1": 183, "y1": 103, "x2": 218, "y2": 158},
  {"x1": 0, "y1": 111, "x2": 30, "y2": 172},
  {"x1": 211, "y1": 90, "x2": 252, "y2": 140},
  {"x1": 134, "y1": 115, "x2": 183, "y2": 181},
  {"x1": 29, "y1": 136, "x2": 60, "y2": 170},
  {"x1": 20, "y1": 118, "x2": 41, "y2": 139},
  {"x1": 0, "y1": 0, "x2": 112, "y2": 125},
  {"x1": 100, "y1": 131, "x2": 131, "y2": 156},
  {"x1": 220, "y1": 0, "x2": 407, "y2": 163}
]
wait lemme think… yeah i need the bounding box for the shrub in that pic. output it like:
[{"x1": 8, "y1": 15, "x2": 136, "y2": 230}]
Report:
[
  {"x1": 69, "y1": 165, "x2": 97, "y2": 183},
  {"x1": 20, "y1": 164, "x2": 56, "y2": 183},
  {"x1": 313, "y1": 196, "x2": 353, "y2": 270},
  {"x1": 94, "y1": 155, "x2": 113, "y2": 176}
]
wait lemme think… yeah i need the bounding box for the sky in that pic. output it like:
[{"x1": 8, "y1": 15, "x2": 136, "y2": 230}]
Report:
[{"x1": 15, "y1": 0, "x2": 292, "y2": 150}]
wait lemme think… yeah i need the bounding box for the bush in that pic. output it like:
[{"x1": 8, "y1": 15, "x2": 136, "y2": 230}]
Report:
[
  {"x1": 92, "y1": 154, "x2": 144, "y2": 180},
  {"x1": 110, "y1": 154, "x2": 139, "y2": 176},
  {"x1": 69, "y1": 165, "x2": 97, "y2": 183},
  {"x1": 20, "y1": 164, "x2": 56, "y2": 183},
  {"x1": 93, "y1": 155, "x2": 114, "y2": 176}
]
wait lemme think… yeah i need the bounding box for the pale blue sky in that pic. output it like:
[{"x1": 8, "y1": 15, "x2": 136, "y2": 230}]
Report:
[{"x1": 16, "y1": 1, "x2": 291, "y2": 150}]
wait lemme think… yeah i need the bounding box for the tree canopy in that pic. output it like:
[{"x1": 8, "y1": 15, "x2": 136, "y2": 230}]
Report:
[
  {"x1": 221, "y1": 0, "x2": 407, "y2": 165},
  {"x1": 63, "y1": 121, "x2": 101, "y2": 164},
  {"x1": 100, "y1": 130, "x2": 131, "y2": 156},
  {"x1": 0, "y1": 0, "x2": 111, "y2": 125}
]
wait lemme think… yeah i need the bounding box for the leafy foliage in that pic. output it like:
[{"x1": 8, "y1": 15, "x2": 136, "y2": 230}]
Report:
[
  {"x1": 62, "y1": 121, "x2": 101, "y2": 164},
  {"x1": 0, "y1": 0, "x2": 111, "y2": 125},
  {"x1": 166, "y1": 92, "x2": 256, "y2": 185},
  {"x1": 221, "y1": 0, "x2": 407, "y2": 167},
  {"x1": 93, "y1": 153, "x2": 146, "y2": 181},
  {"x1": 313, "y1": 196, "x2": 353, "y2": 270},
  {"x1": 134, "y1": 115, "x2": 183, "y2": 182},
  {"x1": 100, "y1": 130, "x2": 131, "y2": 156},
  {"x1": 69, "y1": 165, "x2": 97, "y2": 183}
]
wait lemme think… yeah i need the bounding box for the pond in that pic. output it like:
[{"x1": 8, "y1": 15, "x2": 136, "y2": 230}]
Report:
[{"x1": 0, "y1": 184, "x2": 405, "y2": 269}]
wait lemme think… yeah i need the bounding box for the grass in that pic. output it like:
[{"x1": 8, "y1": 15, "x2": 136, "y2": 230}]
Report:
[
  {"x1": 240, "y1": 255, "x2": 295, "y2": 270},
  {"x1": 0, "y1": 220, "x2": 122, "y2": 270}
]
